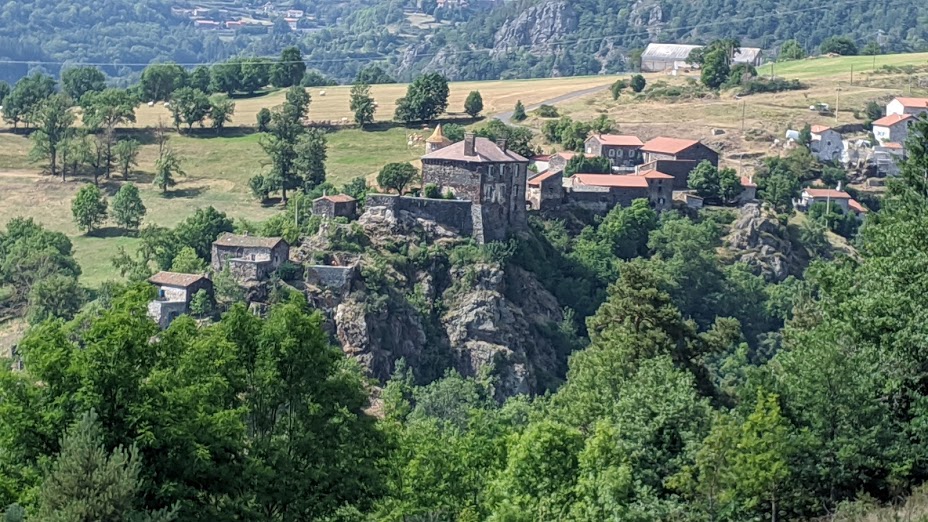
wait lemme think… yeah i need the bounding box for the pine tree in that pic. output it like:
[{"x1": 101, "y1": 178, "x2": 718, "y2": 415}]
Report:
[
  {"x1": 512, "y1": 100, "x2": 527, "y2": 122},
  {"x1": 36, "y1": 410, "x2": 178, "y2": 522}
]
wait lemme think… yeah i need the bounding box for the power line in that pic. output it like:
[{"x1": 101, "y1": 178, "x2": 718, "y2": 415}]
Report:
[{"x1": 0, "y1": 0, "x2": 905, "y2": 69}]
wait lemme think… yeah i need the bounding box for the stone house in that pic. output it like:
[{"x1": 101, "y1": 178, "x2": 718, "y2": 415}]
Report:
[
  {"x1": 420, "y1": 133, "x2": 529, "y2": 243},
  {"x1": 584, "y1": 134, "x2": 644, "y2": 172},
  {"x1": 810, "y1": 125, "x2": 843, "y2": 163},
  {"x1": 740, "y1": 176, "x2": 757, "y2": 204},
  {"x1": 800, "y1": 188, "x2": 868, "y2": 217},
  {"x1": 546, "y1": 151, "x2": 597, "y2": 175},
  {"x1": 640, "y1": 137, "x2": 719, "y2": 189},
  {"x1": 313, "y1": 194, "x2": 358, "y2": 219},
  {"x1": 872, "y1": 113, "x2": 914, "y2": 145},
  {"x1": 211, "y1": 234, "x2": 289, "y2": 283},
  {"x1": 147, "y1": 271, "x2": 213, "y2": 329},
  {"x1": 526, "y1": 169, "x2": 564, "y2": 210},
  {"x1": 566, "y1": 172, "x2": 672, "y2": 212},
  {"x1": 886, "y1": 97, "x2": 928, "y2": 118}
]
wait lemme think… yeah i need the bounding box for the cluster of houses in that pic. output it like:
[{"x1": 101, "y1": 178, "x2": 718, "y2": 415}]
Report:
[
  {"x1": 174, "y1": 3, "x2": 309, "y2": 32},
  {"x1": 797, "y1": 96, "x2": 927, "y2": 176}
]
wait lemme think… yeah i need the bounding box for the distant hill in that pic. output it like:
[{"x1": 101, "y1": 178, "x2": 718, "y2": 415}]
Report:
[{"x1": 0, "y1": 0, "x2": 925, "y2": 84}]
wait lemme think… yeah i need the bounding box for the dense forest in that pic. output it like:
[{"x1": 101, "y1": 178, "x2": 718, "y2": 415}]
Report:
[{"x1": 2, "y1": 0, "x2": 927, "y2": 84}]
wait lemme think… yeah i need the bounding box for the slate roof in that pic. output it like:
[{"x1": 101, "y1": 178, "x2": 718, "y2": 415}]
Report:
[
  {"x1": 213, "y1": 233, "x2": 285, "y2": 249},
  {"x1": 421, "y1": 137, "x2": 528, "y2": 163},
  {"x1": 641, "y1": 137, "x2": 700, "y2": 155},
  {"x1": 149, "y1": 271, "x2": 208, "y2": 288}
]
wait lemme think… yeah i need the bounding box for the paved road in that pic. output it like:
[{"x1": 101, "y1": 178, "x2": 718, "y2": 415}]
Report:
[{"x1": 494, "y1": 83, "x2": 612, "y2": 124}]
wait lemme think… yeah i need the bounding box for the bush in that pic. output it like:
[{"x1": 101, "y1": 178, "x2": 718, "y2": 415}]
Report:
[
  {"x1": 423, "y1": 183, "x2": 441, "y2": 199},
  {"x1": 610, "y1": 79, "x2": 627, "y2": 100},
  {"x1": 630, "y1": 74, "x2": 646, "y2": 93},
  {"x1": 276, "y1": 261, "x2": 303, "y2": 281},
  {"x1": 535, "y1": 104, "x2": 559, "y2": 118},
  {"x1": 737, "y1": 78, "x2": 806, "y2": 96}
]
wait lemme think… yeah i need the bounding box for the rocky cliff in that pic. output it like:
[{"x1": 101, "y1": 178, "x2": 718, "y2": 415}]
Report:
[
  {"x1": 724, "y1": 203, "x2": 806, "y2": 282},
  {"x1": 491, "y1": 1, "x2": 577, "y2": 56},
  {"x1": 293, "y1": 205, "x2": 568, "y2": 398}
]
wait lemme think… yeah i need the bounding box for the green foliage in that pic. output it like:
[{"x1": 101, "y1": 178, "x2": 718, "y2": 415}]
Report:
[
  {"x1": 174, "y1": 206, "x2": 234, "y2": 261},
  {"x1": 864, "y1": 101, "x2": 883, "y2": 125},
  {"x1": 564, "y1": 155, "x2": 611, "y2": 177},
  {"x1": 188, "y1": 289, "x2": 211, "y2": 317},
  {"x1": 249, "y1": 173, "x2": 271, "y2": 201},
  {"x1": 3, "y1": 73, "x2": 56, "y2": 128},
  {"x1": 535, "y1": 104, "x2": 559, "y2": 117},
  {"x1": 541, "y1": 116, "x2": 591, "y2": 151},
  {"x1": 36, "y1": 410, "x2": 178, "y2": 522},
  {"x1": 610, "y1": 79, "x2": 626, "y2": 100},
  {"x1": 861, "y1": 41, "x2": 882, "y2": 56},
  {"x1": 394, "y1": 73, "x2": 449, "y2": 123},
  {"x1": 355, "y1": 64, "x2": 395, "y2": 85},
  {"x1": 464, "y1": 90, "x2": 483, "y2": 118},
  {"x1": 208, "y1": 96, "x2": 235, "y2": 135},
  {"x1": 26, "y1": 274, "x2": 83, "y2": 325},
  {"x1": 169, "y1": 247, "x2": 207, "y2": 274},
  {"x1": 271, "y1": 46, "x2": 307, "y2": 88},
  {"x1": 261, "y1": 86, "x2": 313, "y2": 201},
  {"x1": 349, "y1": 82, "x2": 376, "y2": 127},
  {"x1": 756, "y1": 156, "x2": 803, "y2": 213},
  {"x1": 112, "y1": 139, "x2": 140, "y2": 179},
  {"x1": 423, "y1": 183, "x2": 441, "y2": 199},
  {"x1": 701, "y1": 49, "x2": 732, "y2": 89},
  {"x1": 70, "y1": 184, "x2": 108, "y2": 234},
  {"x1": 60, "y1": 67, "x2": 106, "y2": 101},
  {"x1": 168, "y1": 87, "x2": 210, "y2": 130},
  {"x1": 475, "y1": 119, "x2": 536, "y2": 158},
  {"x1": 511, "y1": 100, "x2": 526, "y2": 122},
  {"x1": 153, "y1": 149, "x2": 185, "y2": 193},
  {"x1": 687, "y1": 161, "x2": 744, "y2": 203},
  {"x1": 300, "y1": 70, "x2": 336, "y2": 88},
  {"x1": 820, "y1": 36, "x2": 859, "y2": 55},
  {"x1": 442, "y1": 123, "x2": 465, "y2": 142},
  {"x1": 778, "y1": 39, "x2": 806, "y2": 61},
  {"x1": 256, "y1": 107, "x2": 272, "y2": 132},
  {"x1": 807, "y1": 202, "x2": 859, "y2": 239},
  {"x1": 630, "y1": 74, "x2": 646, "y2": 93},
  {"x1": 111, "y1": 183, "x2": 146, "y2": 231},
  {"x1": 342, "y1": 177, "x2": 370, "y2": 203},
  {"x1": 139, "y1": 63, "x2": 187, "y2": 103},
  {"x1": 30, "y1": 93, "x2": 75, "y2": 179},
  {"x1": 377, "y1": 162, "x2": 418, "y2": 195}
]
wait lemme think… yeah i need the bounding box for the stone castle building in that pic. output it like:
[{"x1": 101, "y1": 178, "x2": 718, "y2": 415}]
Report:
[{"x1": 421, "y1": 132, "x2": 529, "y2": 243}]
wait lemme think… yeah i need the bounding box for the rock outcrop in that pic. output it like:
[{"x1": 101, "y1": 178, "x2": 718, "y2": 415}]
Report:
[
  {"x1": 491, "y1": 1, "x2": 577, "y2": 56},
  {"x1": 299, "y1": 210, "x2": 567, "y2": 398},
  {"x1": 724, "y1": 203, "x2": 800, "y2": 282}
]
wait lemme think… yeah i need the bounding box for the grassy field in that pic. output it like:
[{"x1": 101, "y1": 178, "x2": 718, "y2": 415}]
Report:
[
  {"x1": 1, "y1": 53, "x2": 926, "y2": 290},
  {"x1": 758, "y1": 52, "x2": 928, "y2": 80}
]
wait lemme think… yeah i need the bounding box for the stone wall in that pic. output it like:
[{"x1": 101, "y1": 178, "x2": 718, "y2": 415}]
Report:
[
  {"x1": 147, "y1": 300, "x2": 188, "y2": 329},
  {"x1": 366, "y1": 194, "x2": 476, "y2": 238},
  {"x1": 212, "y1": 243, "x2": 289, "y2": 278},
  {"x1": 566, "y1": 185, "x2": 651, "y2": 212},
  {"x1": 421, "y1": 159, "x2": 482, "y2": 201},
  {"x1": 228, "y1": 259, "x2": 272, "y2": 283},
  {"x1": 306, "y1": 265, "x2": 356, "y2": 291},
  {"x1": 643, "y1": 159, "x2": 700, "y2": 190}
]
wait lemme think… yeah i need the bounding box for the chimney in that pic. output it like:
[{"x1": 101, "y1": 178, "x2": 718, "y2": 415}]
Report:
[
  {"x1": 496, "y1": 138, "x2": 508, "y2": 152},
  {"x1": 464, "y1": 132, "x2": 476, "y2": 157}
]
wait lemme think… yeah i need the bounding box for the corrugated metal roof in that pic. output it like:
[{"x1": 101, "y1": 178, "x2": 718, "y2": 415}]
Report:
[
  {"x1": 733, "y1": 47, "x2": 763, "y2": 63},
  {"x1": 642, "y1": 43, "x2": 703, "y2": 61}
]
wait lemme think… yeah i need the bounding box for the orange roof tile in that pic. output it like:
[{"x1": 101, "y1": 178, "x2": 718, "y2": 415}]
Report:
[
  {"x1": 883, "y1": 142, "x2": 904, "y2": 150},
  {"x1": 740, "y1": 176, "x2": 757, "y2": 188},
  {"x1": 592, "y1": 134, "x2": 644, "y2": 147},
  {"x1": 872, "y1": 113, "x2": 913, "y2": 127},
  {"x1": 804, "y1": 188, "x2": 851, "y2": 199},
  {"x1": 574, "y1": 174, "x2": 649, "y2": 188},
  {"x1": 527, "y1": 170, "x2": 562, "y2": 187},
  {"x1": 894, "y1": 97, "x2": 928, "y2": 108},
  {"x1": 848, "y1": 199, "x2": 868, "y2": 213},
  {"x1": 811, "y1": 125, "x2": 833, "y2": 134},
  {"x1": 638, "y1": 170, "x2": 674, "y2": 180},
  {"x1": 640, "y1": 137, "x2": 700, "y2": 155}
]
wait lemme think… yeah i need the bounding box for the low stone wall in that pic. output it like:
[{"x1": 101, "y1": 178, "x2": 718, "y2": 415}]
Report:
[
  {"x1": 147, "y1": 300, "x2": 187, "y2": 329},
  {"x1": 306, "y1": 265, "x2": 356, "y2": 291},
  {"x1": 229, "y1": 258, "x2": 272, "y2": 283},
  {"x1": 365, "y1": 194, "x2": 475, "y2": 238}
]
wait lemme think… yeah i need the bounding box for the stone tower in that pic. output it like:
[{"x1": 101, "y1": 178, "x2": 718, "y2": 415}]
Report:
[{"x1": 425, "y1": 124, "x2": 452, "y2": 154}]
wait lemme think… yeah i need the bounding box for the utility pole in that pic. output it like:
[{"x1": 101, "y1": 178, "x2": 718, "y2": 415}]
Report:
[
  {"x1": 835, "y1": 86, "x2": 840, "y2": 124},
  {"x1": 741, "y1": 100, "x2": 747, "y2": 131}
]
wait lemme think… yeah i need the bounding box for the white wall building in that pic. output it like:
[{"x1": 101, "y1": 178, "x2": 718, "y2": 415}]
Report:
[
  {"x1": 809, "y1": 125, "x2": 843, "y2": 163},
  {"x1": 886, "y1": 97, "x2": 928, "y2": 117},
  {"x1": 872, "y1": 113, "x2": 914, "y2": 145}
]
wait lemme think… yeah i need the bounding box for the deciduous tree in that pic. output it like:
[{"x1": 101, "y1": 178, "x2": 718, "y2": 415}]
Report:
[
  {"x1": 71, "y1": 183, "x2": 108, "y2": 233},
  {"x1": 60, "y1": 66, "x2": 106, "y2": 101},
  {"x1": 153, "y1": 149, "x2": 185, "y2": 193},
  {"x1": 111, "y1": 182, "x2": 146, "y2": 232},
  {"x1": 394, "y1": 73, "x2": 449, "y2": 123},
  {"x1": 113, "y1": 139, "x2": 140, "y2": 179},
  {"x1": 377, "y1": 162, "x2": 418, "y2": 195},
  {"x1": 139, "y1": 63, "x2": 187, "y2": 103},
  {"x1": 168, "y1": 87, "x2": 211, "y2": 130},
  {"x1": 30, "y1": 93, "x2": 75, "y2": 180},
  {"x1": 271, "y1": 46, "x2": 307, "y2": 88},
  {"x1": 349, "y1": 82, "x2": 375, "y2": 128},
  {"x1": 464, "y1": 90, "x2": 483, "y2": 118},
  {"x1": 208, "y1": 96, "x2": 235, "y2": 135}
]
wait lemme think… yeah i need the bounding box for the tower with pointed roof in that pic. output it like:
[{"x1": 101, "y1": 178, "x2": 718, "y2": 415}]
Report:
[{"x1": 425, "y1": 124, "x2": 452, "y2": 154}]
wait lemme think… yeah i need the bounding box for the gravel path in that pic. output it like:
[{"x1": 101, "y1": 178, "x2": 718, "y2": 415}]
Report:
[{"x1": 494, "y1": 83, "x2": 612, "y2": 124}]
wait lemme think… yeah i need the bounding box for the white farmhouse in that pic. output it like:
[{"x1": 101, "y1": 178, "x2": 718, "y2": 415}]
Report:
[
  {"x1": 872, "y1": 113, "x2": 914, "y2": 145},
  {"x1": 886, "y1": 97, "x2": 928, "y2": 118},
  {"x1": 809, "y1": 125, "x2": 843, "y2": 163}
]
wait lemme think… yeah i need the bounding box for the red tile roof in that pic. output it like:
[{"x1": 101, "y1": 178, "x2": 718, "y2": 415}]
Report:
[
  {"x1": 592, "y1": 134, "x2": 644, "y2": 147},
  {"x1": 883, "y1": 142, "x2": 904, "y2": 150},
  {"x1": 554, "y1": 151, "x2": 596, "y2": 160},
  {"x1": 811, "y1": 125, "x2": 833, "y2": 134},
  {"x1": 804, "y1": 188, "x2": 851, "y2": 199},
  {"x1": 894, "y1": 97, "x2": 928, "y2": 108},
  {"x1": 741, "y1": 176, "x2": 757, "y2": 188},
  {"x1": 213, "y1": 233, "x2": 285, "y2": 249},
  {"x1": 527, "y1": 170, "x2": 562, "y2": 187},
  {"x1": 316, "y1": 194, "x2": 356, "y2": 203},
  {"x1": 574, "y1": 174, "x2": 649, "y2": 188},
  {"x1": 638, "y1": 170, "x2": 674, "y2": 180},
  {"x1": 148, "y1": 271, "x2": 208, "y2": 288},
  {"x1": 872, "y1": 113, "x2": 913, "y2": 127},
  {"x1": 848, "y1": 199, "x2": 868, "y2": 213},
  {"x1": 640, "y1": 137, "x2": 699, "y2": 155}
]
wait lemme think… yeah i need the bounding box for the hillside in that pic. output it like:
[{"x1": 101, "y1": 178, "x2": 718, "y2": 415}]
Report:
[{"x1": 2, "y1": 0, "x2": 926, "y2": 84}]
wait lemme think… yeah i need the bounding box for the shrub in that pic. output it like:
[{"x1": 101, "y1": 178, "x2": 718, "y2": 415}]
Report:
[
  {"x1": 276, "y1": 261, "x2": 303, "y2": 281},
  {"x1": 423, "y1": 183, "x2": 441, "y2": 199},
  {"x1": 535, "y1": 104, "x2": 559, "y2": 118}
]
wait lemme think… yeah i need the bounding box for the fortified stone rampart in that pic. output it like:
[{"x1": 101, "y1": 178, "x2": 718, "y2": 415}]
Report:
[{"x1": 365, "y1": 194, "x2": 477, "y2": 240}]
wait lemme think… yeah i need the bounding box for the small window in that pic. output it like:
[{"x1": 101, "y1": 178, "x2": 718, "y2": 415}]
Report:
[
  {"x1": 586, "y1": 147, "x2": 592, "y2": 154},
  {"x1": 608, "y1": 149, "x2": 616, "y2": 157}
]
